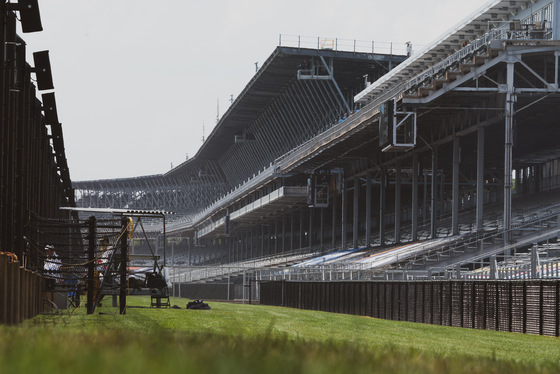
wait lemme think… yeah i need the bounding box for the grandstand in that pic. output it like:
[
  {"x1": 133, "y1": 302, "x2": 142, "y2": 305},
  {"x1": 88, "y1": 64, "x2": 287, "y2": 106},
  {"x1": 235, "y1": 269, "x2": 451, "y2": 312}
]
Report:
[{"x1": 73, "y1": 0, "x2": 560, "y2": 296}]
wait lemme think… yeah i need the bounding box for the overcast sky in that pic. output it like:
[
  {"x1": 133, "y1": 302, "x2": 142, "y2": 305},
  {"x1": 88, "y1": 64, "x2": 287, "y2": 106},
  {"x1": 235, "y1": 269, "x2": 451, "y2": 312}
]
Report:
[{"x1": 20, "y1": 0, "x2": 489, "y2": 181}]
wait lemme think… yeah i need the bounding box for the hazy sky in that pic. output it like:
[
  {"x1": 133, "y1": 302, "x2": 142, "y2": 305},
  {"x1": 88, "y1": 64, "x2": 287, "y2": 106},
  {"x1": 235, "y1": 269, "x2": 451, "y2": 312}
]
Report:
[{"x1": 21, "y1": 0, "x2": 489, "y2": 181}]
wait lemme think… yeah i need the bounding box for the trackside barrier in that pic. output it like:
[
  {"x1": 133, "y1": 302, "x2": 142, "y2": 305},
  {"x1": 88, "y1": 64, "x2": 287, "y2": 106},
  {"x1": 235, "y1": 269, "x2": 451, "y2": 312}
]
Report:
[
  {"x1": 0, "y1": 253, "x2": 44, "y2": 325},
  {"x1": 260, "y1": 280, "x2": 560, "y2": 337}
]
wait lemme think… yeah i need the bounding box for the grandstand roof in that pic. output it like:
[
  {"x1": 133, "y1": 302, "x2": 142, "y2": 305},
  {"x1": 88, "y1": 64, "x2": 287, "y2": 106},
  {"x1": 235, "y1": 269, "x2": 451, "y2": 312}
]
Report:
[
  {"x1": 165, "y1": 46, "x2": 406, "y2": 178},
  {"x1": 355, "y1": 0, "x2": 538, "y2": 103}
]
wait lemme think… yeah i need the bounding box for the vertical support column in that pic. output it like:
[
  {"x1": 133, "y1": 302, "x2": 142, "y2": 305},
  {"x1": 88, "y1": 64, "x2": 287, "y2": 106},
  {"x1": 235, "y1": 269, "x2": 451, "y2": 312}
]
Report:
[
  {"x1": 423, "y1": 170, "x2": 428, "y2": 224},
  {"x1": 187, "y1": 236, "x2": 191, "y2": 266},
  {"x1": 504, "y1": 59, "x2": 515, "y2": 243},
  {"x1": 290, "y1": 211, "x2": 294, "y2": 251},
  {"x1": 554, "y1": 2, "x2": 560, "y2": 40},
  {"x1": 530, "y1": 247, "x2": 538, "y2": 279},
  {"x1": 282, "y1": 213, "x2": 286, "y2": 253},
  {"x1": 309, "y1": 207, "x2": 314, "y2": 249},
  {"x1": 332, "y1": 186, "x2": 338, "y2": 249},
  {"x1": 320, "y1": 207, "x2": 325, "y2": 250},
  {"x1": 87, "y1": 216, "x2": 96, "y2": 315},
  {"x1": 244, "y1": 232, "x2": 249, "y2": 260},
  {"x1": 535, "y1": 165, "x2": 541, "y2": 193},
  {"x1": 476, "y1": 126, "x2": 485, "y2": 232},
  {"x1": 274, "y1": 219, "x2": 278, "y2": 255},
  {"x1": 365, "y1": 170, "x2": 372, "y2": 247},
  {"x1": 299, "y1": 209, "x2": 304, "y2": 250},
  {"x1": 412, "y1": 151, "x2": 419, "y2": 241},
  {"x1": 379, "y1": 169, "x2": 386, "y2": 246},
  {"x1": 341, "y1": 176, "x2": 347, "y2": 250},
  {"x1": 395, "y1": 160, "x2": 401, "y2": 244},
  {"x1": 261, "y1": 224, "x2": 265, "y2": 257},
  {"x1": 353, "y1": 176, "x2": 359, "y2": 249},
  {"x1": 452, "y1": 136, "x2": 460, "y2": 235},
  {"x1": 490, "y1": 255, "x2": 497, "y2": 280},
  {"x1": 440, "y1": 172, "x2": 445, "y2": 218},
  {"x1": 119, "y1": 217, "x2": 128, "y2": 315},
  {"x1": 250, "y1": 228, "x2": 254, "y2": 258},
  {"x1": 430, "y1": 146, "x2": 438, "y2": 239}
]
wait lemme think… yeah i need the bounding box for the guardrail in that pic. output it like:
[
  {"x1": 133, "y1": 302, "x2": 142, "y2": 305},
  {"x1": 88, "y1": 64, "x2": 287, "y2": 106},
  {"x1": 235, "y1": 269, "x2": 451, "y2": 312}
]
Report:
[{"x1": 278, "y1": 34, "x2": 407, "y2": 55}]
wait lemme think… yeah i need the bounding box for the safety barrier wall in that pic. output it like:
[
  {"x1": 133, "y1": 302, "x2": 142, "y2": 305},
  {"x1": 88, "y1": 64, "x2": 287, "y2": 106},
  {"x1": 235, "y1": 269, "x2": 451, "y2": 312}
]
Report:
[
  {"x1": 0, "y1": 253, "x2": 44, "y2": 325},
  {"x1": 260, "y1": 280, "x2": 560, "y2": 337}
]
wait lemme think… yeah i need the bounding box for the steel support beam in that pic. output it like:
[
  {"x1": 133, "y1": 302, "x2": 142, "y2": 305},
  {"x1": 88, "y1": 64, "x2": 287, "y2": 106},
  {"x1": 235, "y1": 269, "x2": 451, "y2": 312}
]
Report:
[
  {"x1": 476, "y1": 126, "x2": 485, "y2": 232},
  {"x1": 365, "y1": 170, "x2": 372, "y2": 247},
  {"x1": 353, "y1": 176, "x2": 359, "y2": 249},
  {"x1": 430, "y1": 147, "x2": 438, "y2": 239},
  {"x1": 379, "y1": 169, "x2": 386, "y2": 246},
  {"x1": 319, "y1": 56, "x2": 352, "y2": 114},
  {"x1": 395, "y1": 160, "x2": 401, "y2": 244},
  {"x1": 331, "y1": 188, "x2": 337, "y2": 249},
  {"x1": 341, "y1": 176, "x2": 347, "y2": 250},
  {"x1": 411, "y1": 150, "x2": 419, "y2": 241},
  {"x1": 320, "y1": 207, "x2": 324, "y2": 250},
  {"x1": 452, "y1": 135, "x2": 460, "y2": 236},
  {"x1": 504, "y1": 59, "x2": 515, "y2": 243}
]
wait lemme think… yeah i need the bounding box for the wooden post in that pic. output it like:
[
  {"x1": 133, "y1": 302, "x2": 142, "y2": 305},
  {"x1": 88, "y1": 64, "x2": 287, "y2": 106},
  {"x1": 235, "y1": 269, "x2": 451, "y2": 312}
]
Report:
[
  {"x1": 0, "y1": 255, "x2": 6, "y2": 323},
  {"x1": 87, "y1": 216, "x2": 96, "y2": 315}
]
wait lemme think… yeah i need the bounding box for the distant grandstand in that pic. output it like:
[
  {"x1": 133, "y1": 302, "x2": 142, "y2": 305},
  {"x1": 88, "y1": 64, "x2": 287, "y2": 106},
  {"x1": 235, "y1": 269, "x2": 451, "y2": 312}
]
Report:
[{"x1": 75, "y1": 0, "x2": 560, "y2": 286}]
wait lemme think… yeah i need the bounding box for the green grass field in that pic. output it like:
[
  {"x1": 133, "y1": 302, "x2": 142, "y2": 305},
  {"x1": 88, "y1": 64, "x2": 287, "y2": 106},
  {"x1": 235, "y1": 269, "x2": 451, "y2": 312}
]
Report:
[{"x1": 1, "y1": 296, "x2": 559, "y2": 373}]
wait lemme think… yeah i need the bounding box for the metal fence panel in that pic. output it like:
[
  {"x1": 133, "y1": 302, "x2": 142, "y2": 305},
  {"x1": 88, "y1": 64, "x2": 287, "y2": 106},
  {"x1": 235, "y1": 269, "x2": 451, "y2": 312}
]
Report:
[{"x1": 260, "y1": 279, "x2": 560, "y2": 337}]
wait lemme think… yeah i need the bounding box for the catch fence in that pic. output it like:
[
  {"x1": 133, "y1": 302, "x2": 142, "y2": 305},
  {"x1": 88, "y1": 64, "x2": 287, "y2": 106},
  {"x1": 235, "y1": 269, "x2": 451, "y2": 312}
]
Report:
[{"x1": 260, "y1": 280, "x2": 560, "y2": 337}]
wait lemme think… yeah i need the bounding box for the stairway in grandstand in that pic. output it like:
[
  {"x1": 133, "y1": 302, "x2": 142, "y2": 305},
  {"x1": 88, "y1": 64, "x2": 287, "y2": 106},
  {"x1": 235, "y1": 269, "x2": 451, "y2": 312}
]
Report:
[{"x1": 401, "y1": 30, "x2": 505, "y2": 101}]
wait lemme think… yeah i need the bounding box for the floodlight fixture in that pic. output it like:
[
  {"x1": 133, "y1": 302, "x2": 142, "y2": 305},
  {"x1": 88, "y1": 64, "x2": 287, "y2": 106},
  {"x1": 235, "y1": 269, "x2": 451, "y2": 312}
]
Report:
[
  {"x1": 8, "y1": 0, "x2": 43, "y2": 33},
  {"x1": 42, "y1": 92, "x2": 59, "y2": 125},
  {"x1": 32, "y1": 50, "x2": 54, "y2": 90}
]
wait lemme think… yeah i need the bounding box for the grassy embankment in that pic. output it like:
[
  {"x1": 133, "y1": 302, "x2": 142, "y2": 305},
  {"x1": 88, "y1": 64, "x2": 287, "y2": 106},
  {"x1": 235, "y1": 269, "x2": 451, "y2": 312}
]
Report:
[{"x1": 1, "y1": 296, "x2": 559, "y2": 373}]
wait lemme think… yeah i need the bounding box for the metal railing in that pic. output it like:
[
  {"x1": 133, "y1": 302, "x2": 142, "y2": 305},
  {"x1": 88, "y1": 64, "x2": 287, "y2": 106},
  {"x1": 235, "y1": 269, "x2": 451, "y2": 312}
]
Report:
[{"x1": 278, "y1": 34, "x2": 407, "y2": 55}]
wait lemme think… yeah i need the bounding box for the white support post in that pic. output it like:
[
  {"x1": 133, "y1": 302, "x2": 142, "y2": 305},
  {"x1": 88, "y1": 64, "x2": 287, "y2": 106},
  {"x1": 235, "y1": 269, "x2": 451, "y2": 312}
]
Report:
[
  {"x1": 452, "y1": 136, "x2": 460, "y2": 235},
  {"x1": 504, "y1": 58, "x2": 515, "y2": 244},
  {"x1": 476, "y1": 127, "x2": 485, "y2": 233}
]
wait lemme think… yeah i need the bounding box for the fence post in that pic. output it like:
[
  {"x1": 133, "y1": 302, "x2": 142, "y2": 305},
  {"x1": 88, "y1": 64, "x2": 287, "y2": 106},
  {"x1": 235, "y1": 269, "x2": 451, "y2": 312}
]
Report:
[
  {"x1": 1, "y1": 255, "x2": 6, "y2": 323},
  {"x1": 483, "y1": 281, "x2": 488, "y2": 330},
  {"x1": 119, "y1": 217, "x2": 128, "y2": 315},
  {"x1": 523, "y1": 281, "x2": 528, "y2": 334},
  {"x1": 495, "y1": 281, "x2": 500, "y2": 332},
  {"x1": 471, "y1": 281, "x2": 476, "y2": 329},
  {"x1": 439, "y1": 281, "x2": 444, "y2": 325},
  {"x1": 405, "y1": 281, "x2": 409, "y2": 321},
  {"x1": 7, "y1": 260, "x2": 15, "y2": 325},
  {"x1": 87, "y1": 216, "x2": 96, "y2": 315},
  {"x1": 556, "y1": 280, "x2": 560, "y2": 337},
  {"x1": 460, "y1": 281, "x2": 465, "y2": 327},
  {"x1": 430, "y1": 281, "x2": 435, "y2": 325},
  {"x1": 540, "y1": 281, "x2": 544, "y2": 336},
  {"x1": 508, "y1": 281, "x2": 513, "y2": 332}
]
